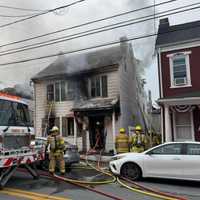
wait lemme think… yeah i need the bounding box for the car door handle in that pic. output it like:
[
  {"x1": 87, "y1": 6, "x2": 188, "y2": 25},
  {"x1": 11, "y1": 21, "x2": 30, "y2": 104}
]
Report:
[{"x1": 172, "y1": 157, "x2": 181, "y2": 160}]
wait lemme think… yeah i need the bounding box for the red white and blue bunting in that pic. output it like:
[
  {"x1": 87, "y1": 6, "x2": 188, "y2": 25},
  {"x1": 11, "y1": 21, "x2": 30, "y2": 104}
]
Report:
[{"x1": 171, "y1": 105, "x2": 195, "y2": 113}]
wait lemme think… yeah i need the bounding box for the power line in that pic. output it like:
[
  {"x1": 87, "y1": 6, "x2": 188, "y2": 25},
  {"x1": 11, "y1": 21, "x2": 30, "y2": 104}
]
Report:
[
  {"x1": 0, "y1": 0, "x2": 86, "y2": 29},
  {"x1": 0, "y1": 14, "x2": 36, "y2": 18},
  {"x1": 0, "y1": 3, "x2": 199, "y2": 56},
  {"x1": 0, "y1": 0, "x2": 178, "y2": 48},
  {"x1": 0, "y1": 18, "x2": 199, "y2": 66},
  {"x1": 0, "y1": 5, "x2": 47, "y2": 12}
]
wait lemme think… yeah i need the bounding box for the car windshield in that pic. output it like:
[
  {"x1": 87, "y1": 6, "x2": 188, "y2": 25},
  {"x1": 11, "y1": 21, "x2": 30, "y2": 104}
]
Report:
[{"x1": 0, "y1": 99, "x2": 31, "y2": 127}]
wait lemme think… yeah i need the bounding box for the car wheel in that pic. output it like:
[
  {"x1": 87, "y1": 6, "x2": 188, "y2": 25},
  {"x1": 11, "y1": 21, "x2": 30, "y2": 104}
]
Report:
[{"x1": 121, "y1": 162, "x2": 141, "y2": 180}]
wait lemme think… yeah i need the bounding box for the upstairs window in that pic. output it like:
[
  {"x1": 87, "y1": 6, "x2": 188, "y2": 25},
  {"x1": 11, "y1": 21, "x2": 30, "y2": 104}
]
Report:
[
  {"x1": 168, "y1": 52, "x2": 191, "y2": 88},
  {"x1": 46, "y1": 81, "x2": 74, "y2": 102},
  {"x1": 47, "y1": 84, "x2": 54, "y2": 101},
  {"x1": 89, "y1": 75, "x2": 108, "y2": 98}
]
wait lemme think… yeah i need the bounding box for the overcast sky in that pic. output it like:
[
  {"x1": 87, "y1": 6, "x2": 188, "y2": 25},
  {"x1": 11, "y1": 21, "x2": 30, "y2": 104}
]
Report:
[{"x1": 0, "y1": 0, "x2": 199, "y2": 101}]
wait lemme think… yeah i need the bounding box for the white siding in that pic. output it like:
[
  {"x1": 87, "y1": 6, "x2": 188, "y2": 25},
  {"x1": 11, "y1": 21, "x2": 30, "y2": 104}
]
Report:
[
  {"x1": 107, "y1": 71, "x2": 119, "y2": 98},
  {"x1": 35, "y1": 82, "x2": 46, "y2": 136},
  {"x1": 105, "y1": 118, "x2": 120, "y2": 152}
]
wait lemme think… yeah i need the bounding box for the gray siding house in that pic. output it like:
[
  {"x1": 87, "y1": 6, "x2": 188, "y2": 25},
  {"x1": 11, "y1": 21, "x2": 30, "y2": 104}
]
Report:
[{"x1": 32, "y1": 38, "x2": 146, "y2": 153}]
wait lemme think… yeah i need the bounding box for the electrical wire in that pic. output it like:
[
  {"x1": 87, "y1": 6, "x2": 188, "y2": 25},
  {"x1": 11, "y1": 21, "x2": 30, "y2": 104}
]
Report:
[
  {"x1": 0, "y1": 0, "x2": 178, "y2": 48},
  {"x1": 0, "y1": 14, "x2": 37, "y2": 18},
  {"x1": 0, "y1": 3, "x2": 199, "y2": 57},
  {"x1": 0, "y1": 5, "x2": 47, "y2": 12},
  {"x1": 0, "y1": 0, "x2": 86, "y2": 29},
  {"x1": 0, "y1": 18, "x2": 199, "y2": 67},
  {"x1": 0, "y1": 19, "x2": 199, "y2": 67}
]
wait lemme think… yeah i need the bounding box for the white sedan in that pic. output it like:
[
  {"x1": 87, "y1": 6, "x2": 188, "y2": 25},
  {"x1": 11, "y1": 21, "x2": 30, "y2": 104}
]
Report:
[{"x1": 109, "y1": 142, "x2": 200, "y2": 181}]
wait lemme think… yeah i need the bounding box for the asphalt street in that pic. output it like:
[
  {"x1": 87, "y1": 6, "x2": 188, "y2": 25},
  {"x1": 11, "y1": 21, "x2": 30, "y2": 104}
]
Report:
[{"x1": 0, "y1": 167, "x2": 198, "y2": 200}]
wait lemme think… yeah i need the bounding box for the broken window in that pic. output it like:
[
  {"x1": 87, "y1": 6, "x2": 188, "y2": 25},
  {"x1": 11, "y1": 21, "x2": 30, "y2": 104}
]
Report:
[
  {"x1": 89, "y1": 75, "x2": 108, "y2": 98},
  {"x1": 62, "y1": 117, "x2": 74, "y2": 136},
  {"x1": 47, "y1": 84, "x2": 54, "y2": 101},
  {"x1": 47, "y1": 81, "x2": 74, "y2": 102},
  {"x1": 55, "y1": 82, "x2": 60, "y2": 102}
]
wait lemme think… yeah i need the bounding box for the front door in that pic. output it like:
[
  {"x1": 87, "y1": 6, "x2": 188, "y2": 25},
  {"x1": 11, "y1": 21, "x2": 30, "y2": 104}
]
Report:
[{"x1": 173, "y1": 111, "x2": 194, "y2": 141}]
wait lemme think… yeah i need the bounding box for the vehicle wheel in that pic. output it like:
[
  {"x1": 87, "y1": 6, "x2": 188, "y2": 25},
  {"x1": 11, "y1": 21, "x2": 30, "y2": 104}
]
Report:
[{"x1": 121, "y1": 163, "x2": 141, "y2": 180}]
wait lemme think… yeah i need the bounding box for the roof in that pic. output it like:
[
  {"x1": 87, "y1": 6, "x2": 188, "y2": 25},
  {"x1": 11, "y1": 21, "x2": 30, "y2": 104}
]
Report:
[
  {"x1": 72, "y1": 98, "x2": 118, "y2": 111},
  {"x1": 156, "y1": 18, "x2": 200, "y2": 47},
  {"x1": 32, "y1": 46, "x2": 122, "y2": 81}
]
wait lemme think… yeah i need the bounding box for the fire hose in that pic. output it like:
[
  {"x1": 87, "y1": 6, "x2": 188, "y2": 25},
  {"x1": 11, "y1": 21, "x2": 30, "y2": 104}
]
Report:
[
  {"x1": 83, "y1": 150, "x2": 188, "y2": 200},
  {"x1": 32, "y1": 137, "x2": 188, "y2": 200}
]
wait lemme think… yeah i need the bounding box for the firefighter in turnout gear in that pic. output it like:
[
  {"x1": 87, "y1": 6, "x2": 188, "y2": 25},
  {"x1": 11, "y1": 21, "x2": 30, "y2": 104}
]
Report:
[
  {"x1": 46, "y1": 126, "x2": 66, "y2": 175},
  {"x1": 129, "y1": 125, "x2": 147, "y2": 153},
  {"x1": 115, "y1": 128, "x2": 129, "y2": 154}
]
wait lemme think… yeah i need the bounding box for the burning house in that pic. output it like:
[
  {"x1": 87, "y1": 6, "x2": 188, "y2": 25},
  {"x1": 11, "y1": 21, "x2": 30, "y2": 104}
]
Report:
[{"x1": 32, "y1": 38, "x2": 147, "y2": 153}]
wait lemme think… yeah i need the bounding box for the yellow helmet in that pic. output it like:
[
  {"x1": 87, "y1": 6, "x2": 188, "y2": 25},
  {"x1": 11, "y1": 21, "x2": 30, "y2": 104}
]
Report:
[
  {"x1": 135, "y1": 125, "x2": 142, "y2": 131},
  {"x1": 51, "y1": 126, "x2": 59, "y2": 132},
  {"x1": 119, "y1": 128, "x2": 125, "y2": 133}
]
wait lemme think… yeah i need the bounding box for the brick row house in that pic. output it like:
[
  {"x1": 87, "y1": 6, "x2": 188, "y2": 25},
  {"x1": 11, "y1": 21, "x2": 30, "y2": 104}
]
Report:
[
  {"x1": 32, "y1": 38, "x2": 147, "y2": 152},
  {"x1": 156, "y1": 18, "x2": 200, "y2": 142}
]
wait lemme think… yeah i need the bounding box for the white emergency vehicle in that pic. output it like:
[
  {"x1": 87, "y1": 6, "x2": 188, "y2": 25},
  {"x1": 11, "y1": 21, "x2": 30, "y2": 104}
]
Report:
[{"x1": 0, "y1": 92, "x2": 44, "y2": 187}]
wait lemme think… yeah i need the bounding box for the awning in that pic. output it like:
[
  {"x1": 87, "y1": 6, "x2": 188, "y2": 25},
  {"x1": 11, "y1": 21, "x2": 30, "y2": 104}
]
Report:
[{"x1": 72, "y1": 98, "x2": 119, "y2": 112}]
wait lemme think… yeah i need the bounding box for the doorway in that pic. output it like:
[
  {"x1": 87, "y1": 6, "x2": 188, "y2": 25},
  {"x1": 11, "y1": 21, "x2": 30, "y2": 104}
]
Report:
[{"x1": 89, "y1": 116, "x2": 104, "y2": 149}]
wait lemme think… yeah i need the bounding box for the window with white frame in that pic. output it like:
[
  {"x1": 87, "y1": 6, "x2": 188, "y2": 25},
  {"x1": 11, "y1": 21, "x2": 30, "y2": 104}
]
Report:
[{"x1": 168, "y1": 52, "x2": 191, "y2": 87}]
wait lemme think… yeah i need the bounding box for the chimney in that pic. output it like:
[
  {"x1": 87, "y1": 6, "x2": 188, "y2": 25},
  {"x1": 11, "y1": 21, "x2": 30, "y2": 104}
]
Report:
[
  {"x1": 158, "y1": 18, "x2": 170, "y2": 33},
  {"x1": 120, "y1": 36, "x2": 129, "y2": 57}
]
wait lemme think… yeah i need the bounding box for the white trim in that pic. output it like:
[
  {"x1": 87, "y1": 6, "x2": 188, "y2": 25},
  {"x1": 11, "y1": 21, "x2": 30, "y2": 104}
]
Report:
[
  {"x1": 167, "y1": 51, "x2": 191, "y2": 58},
  {"x1": 158, "y1": 96, "x2": 200, "y2": 102},
  {"x1": 172, "y1": 111, "x2": 176, "y2": 141},
  {"x1": 161, "y1": 106, "x2": 164, "y2": 143},
  {"x1": 159, "y1": 39, "x2": 200, "y2": 53},
  {"x1": 158, "y1": 48, "x2": 163, "y2": 98},
  {"x1": 170, "y1": 84, "x2": 192, "y2": 89},
  {"x1": 191, "y1": 111, "x2": 195, "y2": 141},
  {"x1": 168, "y1": 53, "x2": 192, "y2": 88}
]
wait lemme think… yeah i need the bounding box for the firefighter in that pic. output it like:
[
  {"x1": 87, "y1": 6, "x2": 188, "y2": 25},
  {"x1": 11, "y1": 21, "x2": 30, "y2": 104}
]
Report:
[
  {"x1": 129, "y1": 125, "x2": 147, "y2": 153},
  {"x1": 46, "y1": 126, "x2": 66, "y2": 175},
  {"x1": 152, "y1": 132, "x2": 161, "y2": 147},
  {"x1": 115, "y1": 128, "x2": 129, "y2": 154}
]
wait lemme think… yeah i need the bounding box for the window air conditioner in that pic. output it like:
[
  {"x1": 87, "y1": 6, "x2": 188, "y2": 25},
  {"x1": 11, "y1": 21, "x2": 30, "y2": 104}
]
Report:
[{"x1": 174, "y1": 77, "x2": 187, "y2": 86}]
